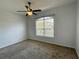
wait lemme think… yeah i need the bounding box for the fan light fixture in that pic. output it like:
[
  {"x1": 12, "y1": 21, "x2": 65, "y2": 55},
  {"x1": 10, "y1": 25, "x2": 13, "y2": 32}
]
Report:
[{"x1": 27, "y1": 11, "x2": 32, "y2": 16}]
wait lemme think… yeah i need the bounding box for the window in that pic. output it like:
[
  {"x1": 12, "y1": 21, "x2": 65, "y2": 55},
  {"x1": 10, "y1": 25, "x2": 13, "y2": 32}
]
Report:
[{"x1": 36, "y1": 17, "x2": 54, "y2": 37}]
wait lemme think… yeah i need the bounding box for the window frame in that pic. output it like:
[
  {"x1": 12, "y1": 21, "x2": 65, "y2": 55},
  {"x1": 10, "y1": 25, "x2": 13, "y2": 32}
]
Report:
[{"x1": 35, "y1": 16, "x2": 55, "y2": 38}]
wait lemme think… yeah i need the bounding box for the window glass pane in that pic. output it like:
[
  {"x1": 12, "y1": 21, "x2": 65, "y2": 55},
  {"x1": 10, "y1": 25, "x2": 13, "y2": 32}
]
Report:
[
  {"x1": 36, "y1": 29, "x2": 44, "y2": 36},
  {"x1": 44, "y1": 17, "x2": 54, "y2": 37},
  {"x1": 36, "y1": 20, "x2": 44, "y2": 29},
  {"x1": 36, "y1": 20, "x2": 44, "y2": 36}
]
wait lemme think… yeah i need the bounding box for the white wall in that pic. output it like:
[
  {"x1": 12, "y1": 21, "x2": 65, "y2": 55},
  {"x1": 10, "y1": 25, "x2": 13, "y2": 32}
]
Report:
[
  {"x1": 27, "y1": 2, "x2": 76, "y2": 48},
  {"x1": 0, "y1": 0, "x2": 27, "y2": 48},
  {"x1": 76, "y1": 0, "x2": 79, "y2": 56}
]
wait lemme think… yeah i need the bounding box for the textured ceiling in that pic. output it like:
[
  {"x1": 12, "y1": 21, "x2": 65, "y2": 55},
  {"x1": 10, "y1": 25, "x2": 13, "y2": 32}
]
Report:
[
  {"x1": 0, "y1": 0, "x2": 76, "y2": 13},
  {"x1": 24, "y1": 0, "x2": 76, "y2": 10}
]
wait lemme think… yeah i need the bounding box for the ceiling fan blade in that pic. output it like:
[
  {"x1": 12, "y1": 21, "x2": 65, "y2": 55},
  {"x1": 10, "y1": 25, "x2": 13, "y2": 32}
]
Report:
[
  {"x1": 33, "y1": 9, "x2": 42, "y2": 12},
  {"x1": 16, "y1": 11, "x2": 26, "y2": 12},
  {"x1": 33, "y1": 12, "x2": 37, "y2": 15},
  {"x1": 25, "y1": 14, "x2": 28, "y2": 16},
  {"x1": 25, "y1": 6, "x2": 29, "y2": 9},
  {"x1": 28, "y1": 1, "x2": 31, "y2": 7}
]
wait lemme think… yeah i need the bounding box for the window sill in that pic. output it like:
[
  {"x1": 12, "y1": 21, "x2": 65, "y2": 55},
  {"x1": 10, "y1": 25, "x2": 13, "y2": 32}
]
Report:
[{"x1": 36, "y1": 35, "x2": 54, "y2": 39}]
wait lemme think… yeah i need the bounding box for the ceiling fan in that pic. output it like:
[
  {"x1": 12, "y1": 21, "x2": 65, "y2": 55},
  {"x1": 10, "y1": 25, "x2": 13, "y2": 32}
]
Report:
[{"x1": 17, "y1": 1, "x2": 42, "y2": 16}]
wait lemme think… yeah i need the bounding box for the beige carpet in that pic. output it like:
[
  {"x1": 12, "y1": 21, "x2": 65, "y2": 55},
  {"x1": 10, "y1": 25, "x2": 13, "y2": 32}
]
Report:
[{"x1": 0, "y1": 39, "x2": 78, "y2": 59}]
